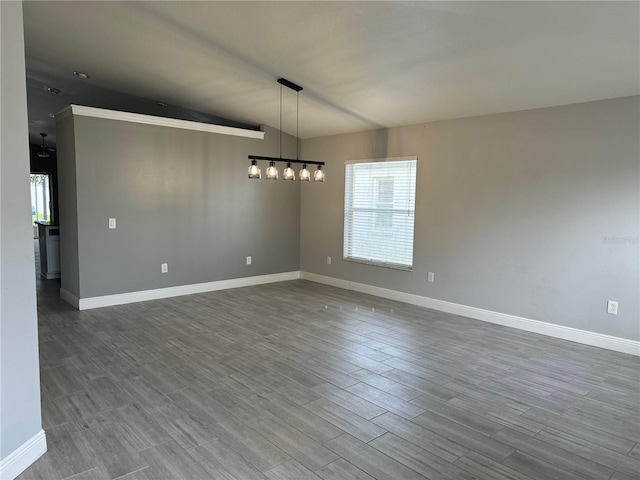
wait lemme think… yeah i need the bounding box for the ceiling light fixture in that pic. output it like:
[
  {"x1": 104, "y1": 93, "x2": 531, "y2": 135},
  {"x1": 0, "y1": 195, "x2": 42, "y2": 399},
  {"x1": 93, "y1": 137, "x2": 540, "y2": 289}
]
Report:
[
  {"x1": 73, "y1": 71, "x2": 90, "y2": 80},
  {"x1": 266, "y1": 160, "x2": 278, "y2": 180},
  {"x1": 37, "y1": 133, "x2": 50, "y2": 158},
  {"x1": 299, "y1": 164, "x2": 310, "y2": 182},
  {"x1": 248, "y1": 78, "x2": 325, "y2": 182},
  {"x1": 155, "y1": 101, "x2": 168, "y2": 107},
  {"x1": 45, "y1": 86, "x2": 62, "y2": 95},
  {"x1": 283, "y1": 162, "x2": 295, "y2": 181},
  {"x1": 313, "y1": 165, "x2": 325, "y2": 182},
  {"x1": 248, "y1": 159, "x2": 261, "y2": 179}
]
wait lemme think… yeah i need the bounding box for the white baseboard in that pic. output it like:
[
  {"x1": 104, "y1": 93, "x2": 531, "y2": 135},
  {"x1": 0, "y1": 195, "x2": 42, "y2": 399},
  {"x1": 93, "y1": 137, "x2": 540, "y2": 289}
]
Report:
[
  {"x1": 59, "y1": 288, "x2": 80, "y2": 309},
  {"x1": 0, "y1": 430, "x2": 47, "y2": 480},
  {"x1": 40, "y1": 272, "x2": 60, "y2": 280},
  {"x1": 300, "y1": 272, "x2": 640, "y2": 356},
  {"x1": 61, "y1": 271, "x2": 301, "y2": 310}
]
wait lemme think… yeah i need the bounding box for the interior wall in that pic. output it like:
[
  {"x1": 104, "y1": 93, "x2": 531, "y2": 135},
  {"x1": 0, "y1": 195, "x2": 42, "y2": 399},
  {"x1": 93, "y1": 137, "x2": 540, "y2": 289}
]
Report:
[
  {"x1": 0, "y1": 0, "x2": 44, "y2": 464},
  {"x1": 57, "y1": 115, "x2": 80, "y2": 297},
  {"x1": 57, "y1": 116, "x2": 301, "y2": 299},
  {"x1": 301, "y1": 96, "x2": 640, "y2": 341}
]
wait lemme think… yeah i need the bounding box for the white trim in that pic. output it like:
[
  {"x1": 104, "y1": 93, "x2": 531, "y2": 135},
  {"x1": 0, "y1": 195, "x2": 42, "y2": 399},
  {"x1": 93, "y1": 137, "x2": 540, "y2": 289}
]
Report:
[
  {"x1": 59, "y1": 288, "x2": 80, "y2": 309},
  {"x1": 55, "y1": 105, "x2": 265, "y2": 139},
  {"x1": 0, "y1": 430, "x2": 47, "y2": 480},
  {"x1": 64, "y1": 271, "x2": 300, "y2": 310},
  {"x1": 300, "y1": 272, "x2": 640, "y2": 356}
]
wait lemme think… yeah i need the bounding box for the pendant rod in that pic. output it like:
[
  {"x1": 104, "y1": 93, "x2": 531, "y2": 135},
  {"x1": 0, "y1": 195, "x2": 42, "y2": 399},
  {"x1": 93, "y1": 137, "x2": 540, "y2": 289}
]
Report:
[{"x1": 279, "y1": 82, "x2": 282, "y2": 159}]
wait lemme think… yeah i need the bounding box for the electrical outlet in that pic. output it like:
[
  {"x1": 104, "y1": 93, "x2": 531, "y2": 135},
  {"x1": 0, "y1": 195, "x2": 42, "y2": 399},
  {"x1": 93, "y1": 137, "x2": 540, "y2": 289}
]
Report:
[
  {"x1": 428, "y1": 272, "x2": 435, "y2": 283},
  {"x1": 161, "y1": 263, "x2": 168, "y2": 273},
  {"x1": 246, "y1": 256, "x2": 252, "y2": 265},
  {"x1": 607, "y1": 300, "x2": 618, "y2": 315},
  {"x1": 108, "y1": 218, "x2": 116, "y2": 229},
  {"x1": 327, "y1": 256, "x2": 332, "y2": 265}
]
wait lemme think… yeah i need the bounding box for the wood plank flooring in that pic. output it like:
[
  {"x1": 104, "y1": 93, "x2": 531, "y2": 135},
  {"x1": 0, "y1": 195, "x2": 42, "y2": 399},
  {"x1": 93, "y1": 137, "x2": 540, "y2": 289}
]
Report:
[{"x1": 19, "y1": 273, "x2": 640, "y2": 479}]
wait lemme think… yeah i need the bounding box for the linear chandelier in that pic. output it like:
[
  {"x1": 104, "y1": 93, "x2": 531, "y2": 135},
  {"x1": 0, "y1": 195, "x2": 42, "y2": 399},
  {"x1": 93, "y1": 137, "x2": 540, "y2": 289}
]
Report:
[{"x1": 248, "y1": 78, "x2": 325, "y2": 182}]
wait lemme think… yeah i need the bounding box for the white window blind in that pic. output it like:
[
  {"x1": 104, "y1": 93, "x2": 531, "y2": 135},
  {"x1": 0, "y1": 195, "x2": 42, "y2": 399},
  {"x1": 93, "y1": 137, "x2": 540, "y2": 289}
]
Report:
[{"x1": 344, "y1": 157, "x2": 417, "y2": 270}]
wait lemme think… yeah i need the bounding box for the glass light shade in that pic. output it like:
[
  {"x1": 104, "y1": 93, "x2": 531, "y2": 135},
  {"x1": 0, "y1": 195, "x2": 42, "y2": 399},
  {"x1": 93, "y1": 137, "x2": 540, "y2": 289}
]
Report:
[
  {"x1": 266, "y1": 161, "x2": 278, "y2": 180},
  {"x1": 313, "y1": 165, "x2": 325, "y2": 182},
  {"x1": 299, "y1": 164, "x2": 310, "y2": 182},
  {"x1": 248, "y1": 160, "x2": 261, "y2": 179},
  {"x1": 283, "y1": 163, "x2": 295, "y2": 181}
]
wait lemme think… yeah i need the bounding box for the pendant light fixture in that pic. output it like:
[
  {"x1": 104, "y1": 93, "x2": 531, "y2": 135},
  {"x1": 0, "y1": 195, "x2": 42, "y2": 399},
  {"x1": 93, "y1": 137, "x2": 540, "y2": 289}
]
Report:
[
  {"x1": 248, "y1": 78, "x2": 325, "y2": 182},
  {"x1": 299, "y1": 164, "x2": 310, "y2": 181},
  {"x1": 313, "y1": 165, "x2": 325, "y2": 182},
  {"x1": 37, "y1": 133, "x2": 50, "y2": 158},
  {"x1": 248, "y1": 159, "x2": 261, "y2": 178},
  {"x1": 283, "y1": 162, "x2": 295, "y2": 181},
  {"x1": 266, "y1": 161, "x2": 278, "y2": 180}
]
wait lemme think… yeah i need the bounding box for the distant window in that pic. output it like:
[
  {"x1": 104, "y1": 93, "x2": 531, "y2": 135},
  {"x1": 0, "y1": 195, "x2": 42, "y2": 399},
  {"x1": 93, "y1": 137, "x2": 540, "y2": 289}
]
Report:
[
  {"x1": 344, "y1": 157, "x2": 417, "y2": 270},
  {"x1": 30, "y1": 174, "x2": 51, "y2": 224}
]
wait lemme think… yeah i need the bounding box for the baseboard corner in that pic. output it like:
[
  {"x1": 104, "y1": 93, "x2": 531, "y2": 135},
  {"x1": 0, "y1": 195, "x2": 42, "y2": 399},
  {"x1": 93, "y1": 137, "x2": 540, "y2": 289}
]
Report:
[
  {"x1": 0, "y1": 430, "x2": 47, "y2": 480},
  {"x1": 59, "y1": 288, "x2": 80, "y2": 309}
]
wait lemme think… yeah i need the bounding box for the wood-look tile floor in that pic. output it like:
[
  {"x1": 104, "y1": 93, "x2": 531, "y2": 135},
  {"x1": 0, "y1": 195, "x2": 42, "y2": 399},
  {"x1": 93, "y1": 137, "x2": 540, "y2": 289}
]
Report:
[{"x1": 19, "y1": 274, "x2": 640, "y2": 479}]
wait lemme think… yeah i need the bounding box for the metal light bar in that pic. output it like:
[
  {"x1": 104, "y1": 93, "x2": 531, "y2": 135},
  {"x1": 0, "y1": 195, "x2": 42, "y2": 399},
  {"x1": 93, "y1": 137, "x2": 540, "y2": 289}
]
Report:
[{"x1": 248, "y1": 155, "x2": 324, "y2": 166}]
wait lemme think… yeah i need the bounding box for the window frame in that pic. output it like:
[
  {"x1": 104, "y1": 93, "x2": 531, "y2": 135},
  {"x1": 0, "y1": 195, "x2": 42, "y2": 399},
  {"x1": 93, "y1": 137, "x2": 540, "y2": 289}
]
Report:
[{"x1": 343, "y1": 156, "x2": 418, "y2": 271}]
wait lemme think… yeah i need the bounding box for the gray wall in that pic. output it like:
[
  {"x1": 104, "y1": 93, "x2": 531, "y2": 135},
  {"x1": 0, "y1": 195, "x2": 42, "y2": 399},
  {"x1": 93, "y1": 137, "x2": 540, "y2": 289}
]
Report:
[
  {"x1": 58, "y1": 116, "x2": 301, "y2": 298},
  {"x1": 301, "y1": 96, "x2": 640, "y2": 341},
  {"x1": 0, "y1": 0, "x2": 44, "y2": 462},
  {"x1": 57, "y1": 115, "x2": 80, "y2": 297}
]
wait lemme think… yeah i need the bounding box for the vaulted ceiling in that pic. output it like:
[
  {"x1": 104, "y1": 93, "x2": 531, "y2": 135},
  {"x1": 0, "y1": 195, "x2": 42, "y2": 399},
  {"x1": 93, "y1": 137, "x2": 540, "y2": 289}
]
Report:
[{"x1": 23, "y1": 1, "x2": 639, "y2": 147}]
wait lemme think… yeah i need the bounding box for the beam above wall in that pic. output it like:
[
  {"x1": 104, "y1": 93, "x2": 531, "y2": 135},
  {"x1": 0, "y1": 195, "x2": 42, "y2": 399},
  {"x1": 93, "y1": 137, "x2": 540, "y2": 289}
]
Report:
[{"x1": 56, "y1": 105, "x2": 265, "y2": 139}]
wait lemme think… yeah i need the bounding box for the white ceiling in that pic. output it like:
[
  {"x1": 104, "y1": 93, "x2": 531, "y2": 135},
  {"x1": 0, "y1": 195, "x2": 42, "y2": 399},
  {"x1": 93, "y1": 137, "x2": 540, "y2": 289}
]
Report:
[{"x1": 23, "y1": 1, "x2": 639, "y2": 144}]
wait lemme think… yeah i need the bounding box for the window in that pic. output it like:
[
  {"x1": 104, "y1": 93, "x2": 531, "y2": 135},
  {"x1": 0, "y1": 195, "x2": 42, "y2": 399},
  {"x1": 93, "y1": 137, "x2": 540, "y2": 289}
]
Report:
[
  {"x1": 344, "y1": 157, "x2": 417, "y2": 270},
  {"x1": 30, "y1": 174, "x2": 51, "y2": 224}
]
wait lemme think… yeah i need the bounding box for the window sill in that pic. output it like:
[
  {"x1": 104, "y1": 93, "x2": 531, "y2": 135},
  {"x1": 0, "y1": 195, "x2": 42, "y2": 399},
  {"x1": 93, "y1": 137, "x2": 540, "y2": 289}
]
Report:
[{"x1": 343, "y1": 256, "x2": 413, "y2": 272}]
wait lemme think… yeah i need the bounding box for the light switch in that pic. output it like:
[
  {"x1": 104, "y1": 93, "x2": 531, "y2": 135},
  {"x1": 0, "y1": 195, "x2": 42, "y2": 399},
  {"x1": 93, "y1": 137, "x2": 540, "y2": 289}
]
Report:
[{"x1": 108, "y1": 218, "x2": 116, "y2": 229}]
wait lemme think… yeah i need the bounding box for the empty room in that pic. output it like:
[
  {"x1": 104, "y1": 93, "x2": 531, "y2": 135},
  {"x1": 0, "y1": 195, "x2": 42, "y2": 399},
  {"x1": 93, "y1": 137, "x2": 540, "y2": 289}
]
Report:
[{"x1": 1, "y1": 1, "x2": 639, "y2": 480}]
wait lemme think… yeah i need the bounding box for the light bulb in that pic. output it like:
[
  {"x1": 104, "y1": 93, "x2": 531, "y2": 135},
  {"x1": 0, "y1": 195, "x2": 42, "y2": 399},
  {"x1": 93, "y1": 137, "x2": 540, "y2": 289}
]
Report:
[
  {"x1": 299, "y1": 164, "x2": 310, "y2": 181},
  {"x1": 313, "y1": 165, "x2": 325, "y2": 182},
  {"x1": 283, "y1": 163, "x2": 295, "y2": 181},
  {"x1": 266, "y1": 161, "x2": 278, "y2": 180},
  {"x1": 248, "y1": 160, "x2": 261, "y2": 179}
]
